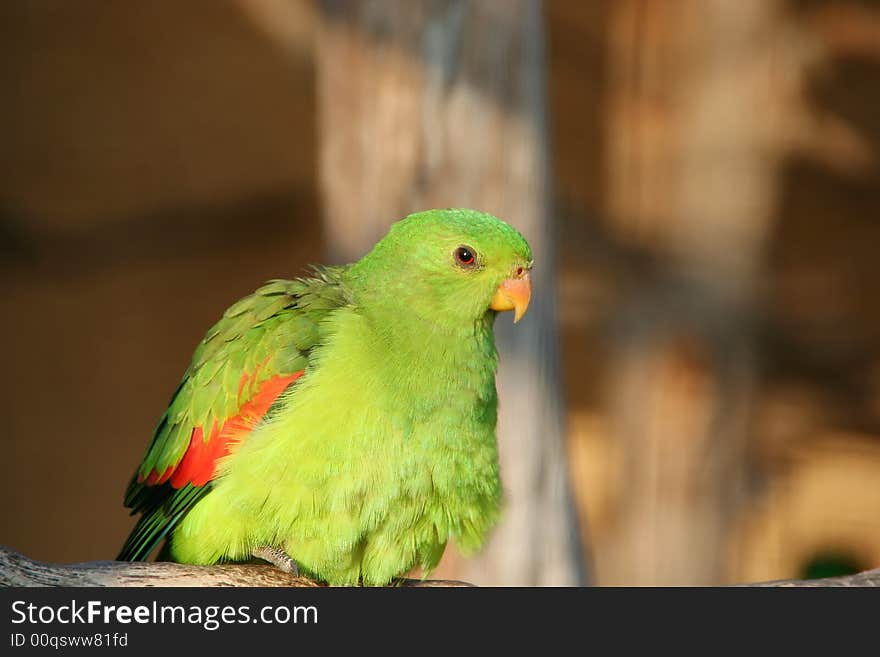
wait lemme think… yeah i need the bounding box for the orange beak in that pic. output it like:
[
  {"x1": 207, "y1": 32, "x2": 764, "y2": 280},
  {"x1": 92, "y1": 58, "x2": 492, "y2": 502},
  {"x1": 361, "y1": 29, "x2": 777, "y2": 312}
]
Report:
[{"x1": 489, "y1": 270, "x2": 532, "y2": 323}]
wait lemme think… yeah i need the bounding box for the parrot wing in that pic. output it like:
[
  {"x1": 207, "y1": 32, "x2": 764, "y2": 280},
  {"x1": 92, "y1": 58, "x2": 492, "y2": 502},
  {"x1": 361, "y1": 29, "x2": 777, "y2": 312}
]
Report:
[{"x1": 117, "y1": 267, "x2": 351, "y2": 561}]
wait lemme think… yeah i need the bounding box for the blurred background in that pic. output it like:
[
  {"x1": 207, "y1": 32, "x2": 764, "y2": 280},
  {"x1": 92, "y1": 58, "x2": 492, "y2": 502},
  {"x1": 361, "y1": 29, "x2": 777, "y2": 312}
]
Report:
[{"x1": 2, "y1": 0, "x2": 879, "y2": 586}]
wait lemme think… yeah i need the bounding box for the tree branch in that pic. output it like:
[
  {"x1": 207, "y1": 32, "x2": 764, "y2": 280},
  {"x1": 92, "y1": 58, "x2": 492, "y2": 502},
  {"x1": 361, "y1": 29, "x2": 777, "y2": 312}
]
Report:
[
  {"x1": 0, "y1": 546, "x2": 470, "y2": 587},
  {"x1": 3, "y1": 545, "x2": 878, "y2": 586},
  {"x1": 738, "y1": 570, "x2": 880, "y2": 587}
]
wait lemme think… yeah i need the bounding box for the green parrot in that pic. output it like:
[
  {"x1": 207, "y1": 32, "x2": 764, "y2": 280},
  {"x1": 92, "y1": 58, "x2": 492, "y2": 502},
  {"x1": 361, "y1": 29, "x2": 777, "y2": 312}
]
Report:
[{"x1": 117, "y1": 208, "x2": 533, "y2": 586}]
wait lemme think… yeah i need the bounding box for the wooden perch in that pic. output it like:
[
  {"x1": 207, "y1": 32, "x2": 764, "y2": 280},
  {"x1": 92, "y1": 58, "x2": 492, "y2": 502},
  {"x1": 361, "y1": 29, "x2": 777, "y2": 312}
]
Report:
[
  {"x1": 739, "y1": 570, "x2": 880, "y2": 587},
  {"x1": 0, "y1": 546, "x2": 469, "y2": 587},
  {"x1": 2, "y1": 545, "x2": 878, "y2": 587}
]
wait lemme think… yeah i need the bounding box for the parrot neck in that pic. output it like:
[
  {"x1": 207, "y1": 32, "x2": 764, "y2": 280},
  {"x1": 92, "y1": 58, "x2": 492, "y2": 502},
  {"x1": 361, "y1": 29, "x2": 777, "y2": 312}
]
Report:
[
  {"x1": 355, "y1": 302, "x2": 500, "y2": 405},
  {"x1": 341, "y1": 267, "x2": 501, "y2": 403}
]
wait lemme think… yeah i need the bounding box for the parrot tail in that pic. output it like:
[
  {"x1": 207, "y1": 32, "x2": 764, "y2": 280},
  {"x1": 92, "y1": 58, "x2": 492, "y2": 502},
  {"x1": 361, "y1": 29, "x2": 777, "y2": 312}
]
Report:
[{"x1": 117, "y1": 480, "x2": 210, "y2": 561}]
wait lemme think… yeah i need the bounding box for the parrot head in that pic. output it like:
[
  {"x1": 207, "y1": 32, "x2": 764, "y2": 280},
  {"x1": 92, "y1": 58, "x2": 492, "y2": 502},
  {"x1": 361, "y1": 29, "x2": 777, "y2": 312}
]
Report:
[{"x1": 348, "y1": 208, "x2": 533, "y2": 329}]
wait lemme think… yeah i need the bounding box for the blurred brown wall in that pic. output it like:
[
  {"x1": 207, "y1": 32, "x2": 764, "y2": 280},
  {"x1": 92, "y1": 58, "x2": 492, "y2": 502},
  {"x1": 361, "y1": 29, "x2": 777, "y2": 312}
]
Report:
[
  {"x1": 547, "y1": 0, "x2": 880, "y2": 583},
  {"x1": 0, "y1": 0, "x2": 320, "y2": 562}
]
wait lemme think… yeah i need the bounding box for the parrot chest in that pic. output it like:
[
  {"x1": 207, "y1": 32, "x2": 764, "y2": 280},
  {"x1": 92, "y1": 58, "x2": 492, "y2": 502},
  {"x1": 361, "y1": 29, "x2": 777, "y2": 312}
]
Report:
[{"x1": 183, "y1": 310, "x2": 501, "y2": 583}]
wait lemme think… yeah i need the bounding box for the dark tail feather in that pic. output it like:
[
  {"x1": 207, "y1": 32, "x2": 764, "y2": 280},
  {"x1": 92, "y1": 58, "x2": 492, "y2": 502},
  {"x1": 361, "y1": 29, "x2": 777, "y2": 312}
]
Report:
[{"x1": 117, "y1": 482, "x2": 210, "y2": 561}]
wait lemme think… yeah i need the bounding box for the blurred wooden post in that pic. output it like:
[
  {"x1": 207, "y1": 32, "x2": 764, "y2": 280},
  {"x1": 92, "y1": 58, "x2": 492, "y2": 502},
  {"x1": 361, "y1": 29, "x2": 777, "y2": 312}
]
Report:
[
  {"x1": 597, "y1": 0, "x2": 797, "y2": 585},
  {"x1": 316, "y1": 0, "x2": 585, "y2": 585}
]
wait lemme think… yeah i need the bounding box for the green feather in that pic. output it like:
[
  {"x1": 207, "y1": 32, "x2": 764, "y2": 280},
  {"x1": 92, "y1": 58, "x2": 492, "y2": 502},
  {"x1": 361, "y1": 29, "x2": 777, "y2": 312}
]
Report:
[{"x1": 119, "y1": 209, "x2": 532, "y2": 585}]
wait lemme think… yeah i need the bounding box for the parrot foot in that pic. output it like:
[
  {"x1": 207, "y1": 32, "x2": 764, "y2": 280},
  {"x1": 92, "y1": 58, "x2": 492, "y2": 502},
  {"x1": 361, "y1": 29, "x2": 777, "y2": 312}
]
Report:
[{"x1": 251, "y1": 546, "x2": 300, "y2": 576}]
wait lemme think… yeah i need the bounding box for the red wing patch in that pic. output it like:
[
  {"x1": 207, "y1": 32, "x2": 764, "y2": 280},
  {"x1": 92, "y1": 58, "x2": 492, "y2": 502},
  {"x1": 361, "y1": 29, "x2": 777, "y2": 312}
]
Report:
[{"x1": 138, "y1": 371, "x2": 304, "y2": 489}]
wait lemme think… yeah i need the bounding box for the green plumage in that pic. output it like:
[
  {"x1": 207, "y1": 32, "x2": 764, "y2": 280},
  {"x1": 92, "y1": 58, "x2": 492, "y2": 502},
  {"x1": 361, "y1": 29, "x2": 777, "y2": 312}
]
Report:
[{"x1": 119, "y1": 208, "x2": 533, "y2": 585}]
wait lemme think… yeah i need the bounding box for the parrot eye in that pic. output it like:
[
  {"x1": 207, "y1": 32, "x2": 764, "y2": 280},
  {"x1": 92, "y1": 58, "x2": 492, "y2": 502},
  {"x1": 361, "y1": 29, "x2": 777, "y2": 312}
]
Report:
[{"x1": 454, "y1": 246, "x2": 477, "y2": 268}]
